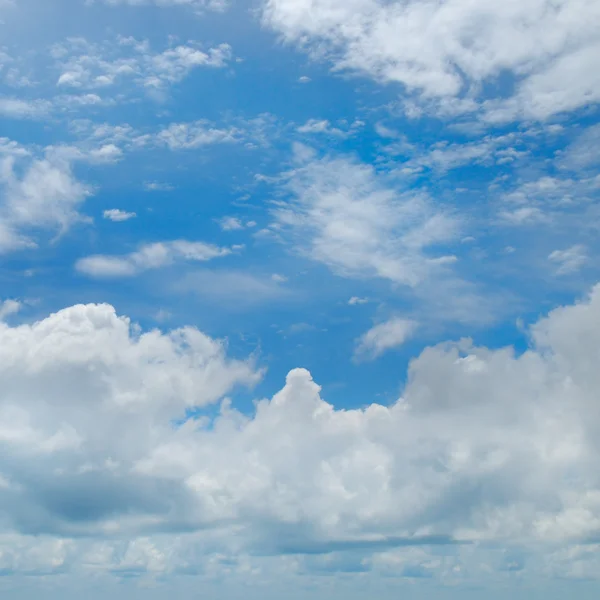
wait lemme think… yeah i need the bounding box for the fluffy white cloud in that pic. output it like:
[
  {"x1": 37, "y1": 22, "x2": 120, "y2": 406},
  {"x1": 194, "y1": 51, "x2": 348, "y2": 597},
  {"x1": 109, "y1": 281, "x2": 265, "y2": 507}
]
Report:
[
  {"x1": 76, "y1": 240, "x2": 232, "y2": 277},
  {"x1": 2, "y1": 287, "x2": 600, "y2": 579},
  {"x1": 354, "y1": 317, "x2": 417, "y2": 361},
  {"x1": 262, "y1": 0, "x2": 600, "y2": 121},
  {"x1": 103, "y1": 208, "x2": 137, "y2": 222},
  {"x1": 0, "y1": 299, "x2": 21, "y2": 320},
  {"x1": 0, "y1": 147, "x2": 91, "y2": 251}
]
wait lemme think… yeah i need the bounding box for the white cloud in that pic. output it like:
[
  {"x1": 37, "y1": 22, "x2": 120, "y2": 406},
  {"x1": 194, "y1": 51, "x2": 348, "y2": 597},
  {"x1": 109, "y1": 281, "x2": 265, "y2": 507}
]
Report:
[
  {"x1": 348, "y1": 296, "x2": 369, "y2": 305},
  {"x1": 52, "y1": 36, "x2": 233, "y2": 98},
  {"x1": 0, "y1": 97, "x2": 51, "y2": 119},
  {"x1": 144, "y1": 181, "x2": 174, "y2": 192},
  {"x1": 354, "y1": 317, "x2": 417, "y2": 361},
  {"x1": 2, "y1": 287, "x2": 600, "y2": 579},
  {"x1": 271, "y1": 147, "x2": 460, "y2": 288},
  {"x1": 103, "y1": 209, "x2": 137, "y2": 222},
  {"x1": 156, "y1": 121, "x2": 239, "y2": 150},
  {"x1": 0, "y1": 299, "x2": 21, "y2": 320},
  {"x1": 549, "y1": 245, "x2": 588, "y2": 275},
  {"x1": 0, "y1": 147, "x2": 91, "y2": 251},
  {"x1": 390, "y1": 133, "x2": 528, "y2": 174},
  {"x1": 218, "y1": 216, "x2": 244, "y2": 231},
  {"x1": 262, "y1": 0, "x2": 600, "y2": 121},
  {"x1": 76, "y1": 240, "x2": 231, "y2": 277},
  {"x1": 297, "y1": 119, "x2": 346, "y2": 137}
]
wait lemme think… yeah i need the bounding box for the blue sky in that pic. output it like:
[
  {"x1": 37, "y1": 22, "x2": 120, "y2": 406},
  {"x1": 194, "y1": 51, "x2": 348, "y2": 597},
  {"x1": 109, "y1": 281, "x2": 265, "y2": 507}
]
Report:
[{"x1": 1, "y1": 0, "x2": 600, "y2": 597}]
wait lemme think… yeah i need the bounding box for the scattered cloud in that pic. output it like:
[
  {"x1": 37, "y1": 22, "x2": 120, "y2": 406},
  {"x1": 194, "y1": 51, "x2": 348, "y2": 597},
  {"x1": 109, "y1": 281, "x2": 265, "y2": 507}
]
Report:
[
  {"x1": 271, "y1": 146, "x2": 460, "y2": 288},
  {"x1": 297, "y1": 119, "x2": 345, "y2": 137},
  {"x1": 103, "y1": 209, "x2": 137, "y2": 222},
  {"x1": 218, "y1": 216, "x2": 244, "y2": 231},
  {"x1": 348, "y1": 296, "x2": 369, "y2": 305},
  {"x1": 144, "y1": 181, "x2": 174, "y2": 192},
  {"x1": 549, "y1": 245, "x2": 588, "y2": 275},
  {"x1": 354, "y1": 317, "x2": 417, "y2": 361},
  {"x1": 76, "y1": 240, "x2": 232, "y2": 278},
  {"x1": 262, "y1": 0, "x2": 600, "y2": 121},
  {"x1": 156, "y1": 121, "x2": 240, "y2": 150},
  {"x1": 51, "y1": 36, "x2": 233, "y2": 99},
  {"x1": 0, "y1": 97, "x2": 51, "y2": 119}
]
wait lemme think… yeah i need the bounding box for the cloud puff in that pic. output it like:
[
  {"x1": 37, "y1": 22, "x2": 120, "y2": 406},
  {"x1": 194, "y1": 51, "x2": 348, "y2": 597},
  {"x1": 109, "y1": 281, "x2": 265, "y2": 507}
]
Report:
[
  {"x1": 262, "y1": 0, "x2": 600, "y2": 121},
  {"x1": 0, "y1": 147, "x2": 91, "y2": 251},
  {"x1": 76, "y1": 240, "x2": 232, "y2": 277},
  {"x1": 354, "y1": 317, "x2": 417, "y2": 361},
  {"x1": 2, "y1": 287, "x2": 600, "y2": 579},
  {"x1": 103, "y1": 208, "x2": 136, "y2": 222},
  {"x1": 0, "y1": 299, "x2": 21, "y2": 320}
]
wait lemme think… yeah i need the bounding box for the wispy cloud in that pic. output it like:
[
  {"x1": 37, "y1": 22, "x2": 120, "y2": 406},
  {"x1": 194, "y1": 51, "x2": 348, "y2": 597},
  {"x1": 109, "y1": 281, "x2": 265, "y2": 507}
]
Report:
[
  {"x1": 76, "y1": 240, "x2": 232, "y2": 278},
  {"x1": 271, "y1": 146, "x2": 460, "y2": 288},
  {"x1": 354, "y1": 317, "x2": 417, "y2": 361},
  {"x1": 51, "y1": 36, "x2": 233, "y2": 99},
  {"x1": 549, "y1": 245, "x2": 588, "y2": 275}
]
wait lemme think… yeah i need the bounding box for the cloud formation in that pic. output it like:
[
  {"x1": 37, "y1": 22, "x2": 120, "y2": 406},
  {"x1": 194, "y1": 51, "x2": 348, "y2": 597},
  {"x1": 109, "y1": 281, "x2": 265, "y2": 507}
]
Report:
[
  {"x1": 76, "y1": 240, "x2": 232, "y2": 277},
  {"x1": 262, "y1": 0, "x2": 600, "y2": 121},
  {"x1": 354, "y1": 317, "x2": 417, "y2": 361},
  {"x1": 271, "y1": 146, "x2": 459, "y2": 288},
  {"x1": 2, "y1": 286, "x2": 600, "y2": 579}
]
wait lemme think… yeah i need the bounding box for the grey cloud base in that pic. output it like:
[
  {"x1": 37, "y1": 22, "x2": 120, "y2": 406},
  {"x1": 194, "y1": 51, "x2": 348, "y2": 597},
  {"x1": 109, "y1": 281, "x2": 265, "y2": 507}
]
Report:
[{"x1": 1, "y1": 287, "x2": 600, "y2": 579}]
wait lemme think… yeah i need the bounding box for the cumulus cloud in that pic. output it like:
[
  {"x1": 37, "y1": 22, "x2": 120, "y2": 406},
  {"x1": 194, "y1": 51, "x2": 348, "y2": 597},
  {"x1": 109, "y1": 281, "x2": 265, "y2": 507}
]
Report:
[
  {"x1": 354, "y1": 317, "x2": 417, "y2": 361},
  {"x1": 103, "y1": 208, "x2": 136, "y2": 222},
  {"x1": 2, "y1": 288, "x2": 600, "y2": 579},
  {"x1": 76, "y1": 240, "x2": 232, "y2": 278},
  {"x1": 0, "y1": 147, "x2": 91, "y2": 251},
  {"x1": 0, "y1": 301, "x2": 261, "y2": 539},
  {"x1": 262, "y1": 0, "x2": 600, "y2": 121}
]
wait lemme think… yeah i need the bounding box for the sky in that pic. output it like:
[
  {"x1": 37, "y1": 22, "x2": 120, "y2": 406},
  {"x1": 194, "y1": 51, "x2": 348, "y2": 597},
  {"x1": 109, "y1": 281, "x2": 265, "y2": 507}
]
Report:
[{"x1": 1, "y1": 0, "x2": 600, "y2": 597}]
